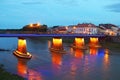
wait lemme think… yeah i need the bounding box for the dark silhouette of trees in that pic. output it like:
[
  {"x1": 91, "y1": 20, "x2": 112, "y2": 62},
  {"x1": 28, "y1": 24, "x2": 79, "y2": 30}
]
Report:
[{"x1": 22, "y1": 24, "x2": 48, "y2": 32}]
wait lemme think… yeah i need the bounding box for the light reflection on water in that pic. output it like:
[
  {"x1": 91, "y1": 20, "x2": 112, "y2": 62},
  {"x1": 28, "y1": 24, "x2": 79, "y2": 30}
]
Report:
[
  {"x1": 17, "y1": 58, "x2": 28, "y2": 77},
  {"x1": 17, "y1": 57, "x2": 43, "y2": 80},
  {"x1": 89, "y1": 47, "x2": 98, "y2": 55},
  {"x1": 0, "y1": 38, "x2": 120, "y2": 80},
  {"x1": 74, "y1": 49, "x2": 84, "y2": 58}
]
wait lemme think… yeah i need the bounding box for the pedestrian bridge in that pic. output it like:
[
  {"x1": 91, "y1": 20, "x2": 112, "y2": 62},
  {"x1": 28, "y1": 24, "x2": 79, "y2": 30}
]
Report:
[{"x1": 0, "y1": 33, "x2": 105, "y2": 37}]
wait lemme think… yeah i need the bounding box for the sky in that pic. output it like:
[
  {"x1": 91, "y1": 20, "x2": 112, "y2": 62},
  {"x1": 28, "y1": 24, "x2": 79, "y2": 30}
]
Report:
[{"x1": 0, "y1": 0, "x2": 120, "y2": 29}]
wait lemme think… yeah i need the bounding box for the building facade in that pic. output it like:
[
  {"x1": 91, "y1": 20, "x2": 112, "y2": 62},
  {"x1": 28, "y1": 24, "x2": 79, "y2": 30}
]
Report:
[
  {"x1": 67, "y1": 23, "x2": 98, "y2": 34},
  {"x1": 99, "y1": 24, "x2": 119, "y2": 36}
]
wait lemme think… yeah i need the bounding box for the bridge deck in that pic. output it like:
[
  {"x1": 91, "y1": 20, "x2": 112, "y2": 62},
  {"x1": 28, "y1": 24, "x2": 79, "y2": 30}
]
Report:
[{"x1": 0, "y1": 34, "x2": 105, "y2": 37}]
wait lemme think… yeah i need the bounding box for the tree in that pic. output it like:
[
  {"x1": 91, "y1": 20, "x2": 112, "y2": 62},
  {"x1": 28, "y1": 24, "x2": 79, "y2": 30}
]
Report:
[{"x1": 21, "y1": 24, "x2": 48, "y2": 32}]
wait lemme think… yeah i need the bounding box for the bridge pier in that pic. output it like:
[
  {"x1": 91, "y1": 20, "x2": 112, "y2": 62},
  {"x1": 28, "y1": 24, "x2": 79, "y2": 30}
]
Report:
[
  {"x1": 89, "y1": 37, "x2": 101, "y2": 48},
  {"x1": 50, "y1": 37, "x2": 66, "y2": 53},
  {"x1": 52, "y1": 37, "x2": 63, "y2": 49},
  {"x1": 13, "y1": 37, "x2": 32, "y2": 59},
  {"x1": 90, "y1": 37, "x2": 98, "y2": 44},
  {"x1": 72, "y1": 37, "x2": 86, "y2": 49},
  {"x1": 75, "y1": 37, "x2": 84, "y2": 47}
]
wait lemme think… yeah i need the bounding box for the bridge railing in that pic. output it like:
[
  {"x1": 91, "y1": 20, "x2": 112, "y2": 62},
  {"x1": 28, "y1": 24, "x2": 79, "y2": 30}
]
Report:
[{"x1": 0, "y1": 33, "x2": 105, "y2": 37}]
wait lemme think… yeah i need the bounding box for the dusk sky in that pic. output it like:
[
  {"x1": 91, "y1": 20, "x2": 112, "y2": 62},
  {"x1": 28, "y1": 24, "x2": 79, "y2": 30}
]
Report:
[{"x1": 0, "y1": 0, "x2": 120, "y2": 29}]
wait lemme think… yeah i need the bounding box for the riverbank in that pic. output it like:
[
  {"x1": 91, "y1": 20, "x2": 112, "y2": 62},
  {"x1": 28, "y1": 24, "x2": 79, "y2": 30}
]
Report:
[
  {"x1": 100, "y1": 41, "x2": 120, "y2": 54},
  {"x1": 0, "y1": 64, "x2": 24, "y2": 80}
]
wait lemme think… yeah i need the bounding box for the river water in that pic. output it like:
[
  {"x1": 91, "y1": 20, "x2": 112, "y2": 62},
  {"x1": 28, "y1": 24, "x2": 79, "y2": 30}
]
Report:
[{"x1": 0, "y1": 38, "x2": 120, "y2": 80}]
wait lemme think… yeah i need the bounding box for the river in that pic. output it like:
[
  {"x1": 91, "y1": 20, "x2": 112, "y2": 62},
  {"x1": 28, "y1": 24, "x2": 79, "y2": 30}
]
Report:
[{"x1": 0, "y1": 37, "x2": 120, "y2": 80}]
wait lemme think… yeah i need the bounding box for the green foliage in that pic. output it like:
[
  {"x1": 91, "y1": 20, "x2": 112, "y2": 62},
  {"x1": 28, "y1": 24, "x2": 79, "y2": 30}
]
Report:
[
  {"x1": 22, "y1": 24, "x2": 48, "y2": 32},
  {"x1": 0, "y1": 64, "x2": 24, "y2": 80},
  {"x1": 52, "y1": 26, "x2": 59, "y2": 29}
]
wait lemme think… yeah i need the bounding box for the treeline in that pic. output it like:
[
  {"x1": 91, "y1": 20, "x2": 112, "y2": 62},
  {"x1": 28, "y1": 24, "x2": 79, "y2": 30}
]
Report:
[
  {"x1": 22, "y1": 24, "x2": 47, "y2": 32},
  {"x1": 0, "y1": 24, "x2": 48, "y2": 34}
]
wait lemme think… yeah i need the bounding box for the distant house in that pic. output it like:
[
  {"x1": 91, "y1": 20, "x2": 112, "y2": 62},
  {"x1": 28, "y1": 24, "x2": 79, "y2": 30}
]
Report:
[
  {"x1": 51, "y1": 26, "x2": 67, "y2": 34},
  {"x1": 67, "y1": 23, "x2": 98, "y2": 34},
  {"x1": 57, "y1": 27, "x2": 67, "y2": 34},
  {"x1": 99, "y1": 24, "x2": 119, "y2": 36},
  {"x1": 117, "y1": 28, "x2": 120, "y2": 36}
]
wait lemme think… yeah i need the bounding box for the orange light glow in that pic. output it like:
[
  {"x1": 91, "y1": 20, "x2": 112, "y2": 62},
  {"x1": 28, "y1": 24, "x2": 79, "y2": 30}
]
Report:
[
  {"x1": 28, "y1": 69, "x2": 42, "y2": 80},
  {"x1": 37, "y1": 23, "x2": 40, "y2": 26},
  {"x1": 90, "y1": 37, "x2": 98, "y2": 44},
  {"x1": 52, "y1": 38, "x2": 62, "y2": 49},
  {"x1": 104, "y1": 49, "x2": 109, "y2": 54},
  {"x1": 104, "y1": 49, "x2": 109, "y2": 60},
  {"x1": 17, "y1": 58, "x2": 42, "y2": 80},
  {"x1": 51, "y1": 52, "x2": 62, "y2": 65},
  {"x1": 73, "y1": 26, "x2": 76, "y2": 29},
  {"x1": 17, "y1": 58, "x2": 28, "y2": 77},
  {"x1": 104, "y1": 53, "x2": 109, "y2": 59},
  {"x1": 89, "y1": 47, "x2": 98, "y2": 55},
  {"x1": 70, "y1": 64, "x2": 77, "y2": 76},
  {"x1": 29, "y1": 24, "x2": 33, "y2": 27},
  {"x1": 17, "y1": 38, "x2": 27, "y2": 54},
  {"x1": 103, "y1": 53, "x2": 109, "y2": 70},
  {"x1": 70, "y1": 47, "x2": 74, "y2": 54},
  {"x1": 74, "y1": 49, "x2": 83, "y2": 58},
  {"x1": 51, "y1": 52, "x2": 63, "y2": 76},
  {"x1": 65, "y1": 26, "x2": 68, "y2": 29},
  {"x1": 48, "y1": 40, "x2": 51, "y2": 48},
  {"x1": 75, "y1": 38, "x2": 84, "y2": 47}
]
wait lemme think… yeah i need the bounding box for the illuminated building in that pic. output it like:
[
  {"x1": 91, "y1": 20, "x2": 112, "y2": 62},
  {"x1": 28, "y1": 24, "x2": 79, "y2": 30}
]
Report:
[{"x1": 68, "y1": 23, "x2": 98, "y2": 34}]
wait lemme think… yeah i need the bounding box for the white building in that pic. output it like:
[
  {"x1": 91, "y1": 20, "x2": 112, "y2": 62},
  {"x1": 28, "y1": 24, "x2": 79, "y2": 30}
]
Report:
[
  {"x1": 51, "y1": 26, "x2": 68, "y2": 34},
  {"x1": 67, "y1": 23, "x2": 98, "y2": 34},
  {"x1": 99, "y1": 24, "x2": 119, "y2": 36}
]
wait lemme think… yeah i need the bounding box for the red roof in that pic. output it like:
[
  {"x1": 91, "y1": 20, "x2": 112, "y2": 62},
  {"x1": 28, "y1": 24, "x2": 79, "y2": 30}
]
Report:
[
  {"x1": 76, "y1": 23, "x2": 96, "y2": 28},
  {"x1": 59, "y1": 28, "x2": 67, "y2": 31}
]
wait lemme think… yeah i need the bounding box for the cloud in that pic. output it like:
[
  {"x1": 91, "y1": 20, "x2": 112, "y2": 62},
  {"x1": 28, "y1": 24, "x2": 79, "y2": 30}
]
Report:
[
  {"x1": 54, "y1": 0, "x2": 80, "y2": 6},
  {"x1": 21, "y1": 0, "x2": 87, "y2": 6},
  {"x1": 22, "y1": 1, "x2": 43, "y2": 5},
  {"x1": 106, "y1": 3, "x2": 120, "y2": 12}
]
